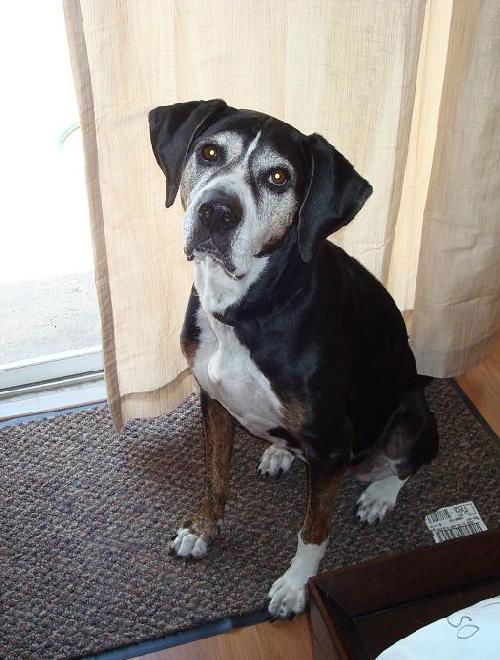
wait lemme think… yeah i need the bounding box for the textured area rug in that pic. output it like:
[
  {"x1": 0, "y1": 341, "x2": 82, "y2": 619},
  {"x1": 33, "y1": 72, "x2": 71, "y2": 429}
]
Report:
[{"x1": 1, "y1": 380, "x2": 499, "y2": 659}]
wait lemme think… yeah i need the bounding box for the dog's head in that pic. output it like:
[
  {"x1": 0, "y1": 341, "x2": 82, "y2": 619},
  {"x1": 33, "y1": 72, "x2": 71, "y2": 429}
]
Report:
[{"x1": 149, "y1": 99, "x2": 372, "y2": 279}]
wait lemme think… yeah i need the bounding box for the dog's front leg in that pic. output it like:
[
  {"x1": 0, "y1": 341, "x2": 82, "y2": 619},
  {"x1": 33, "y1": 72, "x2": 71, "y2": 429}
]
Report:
[
  {"x1": 268, "y1": 458, "x2": 345, "y2": 617},
  {"x1": 170, "y1": 389, "x2": 235, "y2": 559}
]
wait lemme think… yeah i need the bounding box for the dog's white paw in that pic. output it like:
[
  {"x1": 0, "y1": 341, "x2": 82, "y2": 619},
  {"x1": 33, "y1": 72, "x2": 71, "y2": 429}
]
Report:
[
  {"x1": 169, "y1": 527, "x2": 208, "y2": 559},
  {"x1": 258, "y1": 445, "x2": 294, "y2": 478},
  {"x1": 268, "y1": 570, "x2": 307, "y2": 618},
  {"x1": 267, "y1": 534, "x2": 327, "y2": 618},
  {"x1": 356, "y1": 475, "x2": 408, "y2": 524}
]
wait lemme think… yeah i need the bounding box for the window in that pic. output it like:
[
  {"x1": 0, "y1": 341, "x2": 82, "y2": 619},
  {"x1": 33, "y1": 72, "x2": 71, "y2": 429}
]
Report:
[{"x1": 0, "y1": 4, "x2": 103, "y2": 413}]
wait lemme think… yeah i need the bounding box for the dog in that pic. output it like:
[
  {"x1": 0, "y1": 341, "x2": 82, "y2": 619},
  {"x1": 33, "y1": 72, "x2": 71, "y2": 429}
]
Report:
[{"x1": 149, "y1": 99, "x2": 439, "y2": 619}]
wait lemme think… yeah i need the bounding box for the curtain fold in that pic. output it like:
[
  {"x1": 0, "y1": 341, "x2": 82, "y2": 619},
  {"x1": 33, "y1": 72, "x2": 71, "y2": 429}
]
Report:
[
  {"x1": 64, "y1": 0, "x2": 500, "y2": 431},
  {"x1": 412, "y1": 0, "x2": 500, "y2": 376},
  {"x1": 387, "y1": 0, "x2": 453, "y2": 312}
]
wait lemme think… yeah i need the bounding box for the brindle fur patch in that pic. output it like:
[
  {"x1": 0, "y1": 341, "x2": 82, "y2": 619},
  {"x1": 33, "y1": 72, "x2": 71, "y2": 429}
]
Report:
[
  {"x1": 259, "y1": 226, "x2": 288, "y2": 254},
  {"x1": 279, "y1": 395, "x2": 306, "y2": 439},
  {"x1": 187, "y1": 390, "x2": 235, "y2": 540},
  {"x1": 301, "y1": 462, "x2": 346, "y2": 545},
  {"x1": 180, "y1": 336, "x2": 199, "y2": 367}
]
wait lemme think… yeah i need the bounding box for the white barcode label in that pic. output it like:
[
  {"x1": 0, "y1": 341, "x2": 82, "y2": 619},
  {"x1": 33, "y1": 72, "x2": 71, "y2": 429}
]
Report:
[{"x1": 425, "y1": 501, "x2": 487, "y2": 543}]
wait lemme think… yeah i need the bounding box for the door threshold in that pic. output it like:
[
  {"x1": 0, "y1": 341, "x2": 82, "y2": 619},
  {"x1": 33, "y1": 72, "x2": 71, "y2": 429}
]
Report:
[{"x1": 0, "y1": 372, "x2": 106, "y2": 425}]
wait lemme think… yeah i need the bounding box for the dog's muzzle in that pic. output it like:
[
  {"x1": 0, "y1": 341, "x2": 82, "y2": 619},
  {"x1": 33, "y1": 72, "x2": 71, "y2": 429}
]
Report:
[
  {"x1": 196, "y1": 191, "x2": 242, "y2": 234},
  {"x1": 184, "y1": 190, "x2": 243, "y2": 275}
]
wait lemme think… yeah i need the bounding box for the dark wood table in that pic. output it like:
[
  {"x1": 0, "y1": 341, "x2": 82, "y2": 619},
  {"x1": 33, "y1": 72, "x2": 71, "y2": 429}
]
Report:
[{"x1": 309, "y1": 529, "x2": 500, "y2": 659}]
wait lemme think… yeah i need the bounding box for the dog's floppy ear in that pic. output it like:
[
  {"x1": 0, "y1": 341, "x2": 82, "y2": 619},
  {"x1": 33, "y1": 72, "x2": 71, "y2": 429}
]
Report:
[
  {"x1": 297, "y1": 133, "x2": 372, "y2": 262},
  {"x1": 149, "y1": 99, "x2": 228, "y2": 207}
]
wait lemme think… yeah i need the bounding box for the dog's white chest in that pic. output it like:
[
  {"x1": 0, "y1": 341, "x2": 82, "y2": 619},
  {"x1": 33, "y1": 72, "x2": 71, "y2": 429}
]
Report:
[{"x1": 193, "y1": 310, "x2": 283, "y2": 440}]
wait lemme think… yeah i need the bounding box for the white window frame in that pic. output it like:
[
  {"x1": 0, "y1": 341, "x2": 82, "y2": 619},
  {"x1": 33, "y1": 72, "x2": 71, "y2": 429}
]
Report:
[
  {"x1": 0, "y1": 345, "x2": 103, "y2": 390},
  {"x1": 0, "y1": 347, "x2": 105, "y2": 422}
]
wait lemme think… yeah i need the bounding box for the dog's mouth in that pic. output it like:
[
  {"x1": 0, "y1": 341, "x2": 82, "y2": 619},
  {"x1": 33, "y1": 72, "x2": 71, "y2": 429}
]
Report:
[{"x1": 184, "y1": 241, "x2": 242, "y2": 280}]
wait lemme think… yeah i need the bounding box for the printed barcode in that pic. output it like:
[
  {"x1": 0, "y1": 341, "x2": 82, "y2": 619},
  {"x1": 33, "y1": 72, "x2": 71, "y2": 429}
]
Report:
[
  {"x1": 427, "y1": 508, "x2": 452, "y2": 523},
  {"x1": 434, "y1": 523, "x2": 482, "y2": 542}
]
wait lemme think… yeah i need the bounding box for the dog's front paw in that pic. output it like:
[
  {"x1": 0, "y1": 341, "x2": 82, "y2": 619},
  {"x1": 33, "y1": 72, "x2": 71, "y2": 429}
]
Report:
[
  {"x1": 169, "y1": 515, "x2": 223, "y2": 559},
  {"x1": 356, "y1": 475, "x2": 406, "y2": 524},
  {"x1": 268, "y1": 570, "x2": 307, "y2": 618},
  {"x1": 169, "y1": 526, "x2": 210, "y2": 559},
  {"x1": 258, "y1": 445, "x2": 294, "y2": 478}
]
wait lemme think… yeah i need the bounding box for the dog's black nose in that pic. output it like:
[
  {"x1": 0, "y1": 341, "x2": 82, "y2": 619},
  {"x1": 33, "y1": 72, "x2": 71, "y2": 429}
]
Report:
[{"x1": 197, "y1": 193, "x2": 242, "y2": 233}]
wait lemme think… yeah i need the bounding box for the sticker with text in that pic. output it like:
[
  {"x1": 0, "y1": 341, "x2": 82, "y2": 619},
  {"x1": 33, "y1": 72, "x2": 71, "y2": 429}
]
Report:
[{"x1": 425, "y1": 501, "x2": 487, "y2": 543}]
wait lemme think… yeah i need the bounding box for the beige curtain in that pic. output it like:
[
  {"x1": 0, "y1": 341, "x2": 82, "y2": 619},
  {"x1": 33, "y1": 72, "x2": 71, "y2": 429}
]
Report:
[{"x1": 64, "y1": 0, "x2": 500, "y2": 431}]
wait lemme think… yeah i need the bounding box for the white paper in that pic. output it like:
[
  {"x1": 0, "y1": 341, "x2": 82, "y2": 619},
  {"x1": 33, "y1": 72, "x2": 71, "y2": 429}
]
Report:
[
  {"x1": 377, "y1": 596, "x2": 500, "y2": 660},
  {"x1": 424, "y1": 501, "x2": 487, "y2": 543}
]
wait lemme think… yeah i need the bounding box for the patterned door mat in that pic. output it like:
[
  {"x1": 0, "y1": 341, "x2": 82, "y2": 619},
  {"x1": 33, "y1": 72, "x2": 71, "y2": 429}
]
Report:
[{"x1": 1, "y1": 379, "x2": 499, "y2": 658}]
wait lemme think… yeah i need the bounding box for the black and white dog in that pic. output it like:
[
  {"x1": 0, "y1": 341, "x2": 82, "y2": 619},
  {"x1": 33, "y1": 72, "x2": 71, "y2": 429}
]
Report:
[{"x1": 149, "y1": 99, "x2": 438, "y2": 619}]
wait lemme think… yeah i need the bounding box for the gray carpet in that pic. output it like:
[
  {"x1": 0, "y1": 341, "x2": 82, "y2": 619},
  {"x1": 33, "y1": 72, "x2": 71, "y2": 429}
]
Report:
[{"x1": 1, "y1": 380, "x2": 499, "y2": 659}]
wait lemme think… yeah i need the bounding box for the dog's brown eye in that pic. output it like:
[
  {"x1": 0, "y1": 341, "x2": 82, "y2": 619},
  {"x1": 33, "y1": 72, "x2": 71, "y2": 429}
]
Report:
[
  {"x1": 269, "y1": 168, "x2": 289, "y2": 186},
  {"x1": 201, "y1": 144, "x2": 218, "y2": 161}
]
